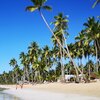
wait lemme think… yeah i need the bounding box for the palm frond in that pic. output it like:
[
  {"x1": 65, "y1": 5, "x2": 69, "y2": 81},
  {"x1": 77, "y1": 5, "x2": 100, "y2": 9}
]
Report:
[
  {"x1": 26, "y1": 6, "x2": 38, "y2": 12},
  {"x1": 58, "y1": 13, "x2": 63, "y2": 17},
  {"x1": 31, "y1": 0, "x2": 39, "y2": 5},
  {"x1": 92, "y1": 0, "x2": 100, "y2": 8},
  {"x1": 42, "y1": 5, "x2": 52, "y2": 11},
  {"x1": 40, "y1": 0, "x2": 47, "y2": 5}
]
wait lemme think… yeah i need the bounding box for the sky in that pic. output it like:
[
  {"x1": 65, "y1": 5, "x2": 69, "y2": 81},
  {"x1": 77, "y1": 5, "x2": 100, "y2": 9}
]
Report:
[{"x1": 0, "y1": 0, "x2": 100, "y2": 74}]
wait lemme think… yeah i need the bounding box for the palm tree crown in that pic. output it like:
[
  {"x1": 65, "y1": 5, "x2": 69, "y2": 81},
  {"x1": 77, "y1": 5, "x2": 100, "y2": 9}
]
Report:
[{"x1": 26, "y1": 0, "x2": 52, "y2": 12}]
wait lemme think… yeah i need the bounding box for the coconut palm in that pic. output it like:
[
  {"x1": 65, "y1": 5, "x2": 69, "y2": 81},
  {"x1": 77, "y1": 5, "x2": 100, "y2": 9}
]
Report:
[
  {"x1": 55, "y1": 62, "x2": 61, "y2": 78},
  {"x1": 68, "y1": 42, "x2": 86, "y2": 81},
  {"x1": 51, "y1": 13, "x2": 68, "y2": 82},
  {"x1": 28, "y1": 42, "x2": 39, "y2": 64},
  {"x1": 19, "y1": 52, "x2": 26, "y2": 81},
  {"x1": 25, "y1": 0, "x2": 74, "y2": 63},
  {"x1": 28, "y1": 42, "x2": 47, "y2": 82},
  {"x1": 42, "y1": 45, "x2": 54, "y2": 80},
  {"x1": 52, "y1": 13, "x2": 69, "y2": 81},
  {"x1": 7, "y1": 71, "x2": 14, "y2": 84},
  {"x1": 9, "y1": 58, "x2": 17, "y2": 68},
  {"x1": 75, "y1": 31, "x2": 86, "y2": 61},
  {"x1": 26, "y1": 0, "x2": 54, "y2": 38},
  {"x1": 75, "y1": 29, "x2": 97, "y2": 79},
  {"x1": 85, "y1": 60, "x2": 95, "y2": 81},
  {"x1": 52, "y1": 13, "x2": 81, "y2": 82},
  {"x1": 28, "y1": 42, "x2": 41, "y2": 82},
  {"x1": 14, "y1": 64, "x2": 20, "y2": 82},
  {"x1": 2, "y1": 71, "x2": 8, "y2": 84},
  {"x1": 9, "y1": 58, "x2": 17, "y2": 83},
  {"x1": 92, "y1": 0, "x2": 100, "y2": 8},
  {"x1": 83, "y1": 17, "x2": 100, "y2": 72},
  {"x1": 19, "y1": 52, "x2": 30, "y2": 81},
  {"x1": 26, "y1": 1, "x2": 83, "y2": 82},
  {"x1": 52, "y1": 31, "x2": 65, "y2": 82},
  {"x1": 42, "y1": 45, "x2": 53, "y2": 68},
  {"x1": 26, "y1": 0, "x2": 63, "y2": 50}
]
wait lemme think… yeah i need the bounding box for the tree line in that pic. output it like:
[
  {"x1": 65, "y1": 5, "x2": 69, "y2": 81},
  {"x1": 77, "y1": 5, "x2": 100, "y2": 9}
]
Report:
[{"x1": 0, "y1": 0, "x2": 100, "y2": 84}]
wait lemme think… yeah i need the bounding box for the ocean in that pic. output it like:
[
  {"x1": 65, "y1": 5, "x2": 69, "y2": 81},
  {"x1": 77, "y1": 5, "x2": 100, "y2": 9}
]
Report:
[{"x1": 0, "y1": 91, "x2": 21, "y2": 100}]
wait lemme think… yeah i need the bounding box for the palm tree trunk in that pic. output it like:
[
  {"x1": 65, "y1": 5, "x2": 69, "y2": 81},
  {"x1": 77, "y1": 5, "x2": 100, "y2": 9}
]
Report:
[
  {"x1": 95, "y1": 43, "x2": 98, "y2": 73},
  {"x1": 88, "y1": 64, "x2": 91, "y2": 82},
  {"x1": 39, "y1": 11, "x2": 80, "y2": 82},
  {"x1": 15, "y1": 72, "x2": 18, "y2": 84},
  {"x1": 80, "y1": 58, "x2": 84, "y2": 81},
  {"x1": 97, "y1": 39, "x2": 100, "y2": 50},
  {"x1": 23, "y1": 67, "x2": 26, "y2": 82},
  {"x1": 62, "y1": 32, "x2": 80, "y2": 82},
  {"x1": 39, "y1": 11, "x2": 64, "y2": 49},
  {"x1": 92, "y1": 0, "x2": 99, "y2": 8},
  {"x1": 31, "y1": 68, "x2": 34, "y2": 83},
  {"x1": 26, "y1": 67, "x2": 30, "y2": 81},
  {"x1": 60, "y1": 44, "x2": 65, "y2": 82},
  {"x1": 88, "y1": 56, "x2": 90, "y2": 82},
  {"x1": 12, "y1": 73, "x2": 15, "y2": 83},
  {"x1": 62, "y1": 36, "x2": 65, "y2": 81},
  {"x1": 31, "y1": 72, "x2": 33, "y2": 83}
]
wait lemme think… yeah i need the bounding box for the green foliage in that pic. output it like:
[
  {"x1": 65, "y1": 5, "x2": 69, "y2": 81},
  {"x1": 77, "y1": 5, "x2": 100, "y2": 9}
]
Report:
[
  {"x1": 0, "y1": 0, "x2": 100, "y2": 84},
  {"x1": 26, "y1": 0, "x2": 52, "y2": 12},
  {"x1": 26, "y1": 6, "x2": 38, "y2": 12}
]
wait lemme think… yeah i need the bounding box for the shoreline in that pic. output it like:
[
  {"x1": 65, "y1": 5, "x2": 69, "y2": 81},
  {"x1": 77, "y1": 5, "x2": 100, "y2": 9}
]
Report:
[{"x1": 0, "y1": 82, "x2": 100, "y2": 100}]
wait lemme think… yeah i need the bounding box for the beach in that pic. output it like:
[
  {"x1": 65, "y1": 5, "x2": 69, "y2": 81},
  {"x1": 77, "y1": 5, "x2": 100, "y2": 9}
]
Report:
[{"x1": 0, "y1": 81, "x2": 100, "y2": 100}]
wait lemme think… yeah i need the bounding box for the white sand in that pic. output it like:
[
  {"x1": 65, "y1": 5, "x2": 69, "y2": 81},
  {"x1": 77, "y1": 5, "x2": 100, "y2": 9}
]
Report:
[
  {"x1": 2, "y1": 88, "x2": 100, "y2": 100},
  {"x1": 1, "y1": 81, "x2": 100, "y2": 100},
  {"x1": 1, "y1": 86, "x2": 100, "y2": 100}
]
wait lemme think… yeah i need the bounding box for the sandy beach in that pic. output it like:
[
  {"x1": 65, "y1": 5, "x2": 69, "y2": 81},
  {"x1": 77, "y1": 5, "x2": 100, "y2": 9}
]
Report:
[{"x1": 0, "y1": 81, "x2": 100, "y2": 100}]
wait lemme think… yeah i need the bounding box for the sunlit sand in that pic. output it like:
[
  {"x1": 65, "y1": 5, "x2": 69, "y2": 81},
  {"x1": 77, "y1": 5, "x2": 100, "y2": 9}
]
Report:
[{"x1": 1, "y1": 81, "x2": 100, "y2": 100}]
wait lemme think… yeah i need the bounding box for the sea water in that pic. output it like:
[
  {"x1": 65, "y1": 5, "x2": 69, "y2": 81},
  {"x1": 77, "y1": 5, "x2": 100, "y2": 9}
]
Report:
[{"x1": 0, "y1": 91, "x2": 21, "y2": 100}]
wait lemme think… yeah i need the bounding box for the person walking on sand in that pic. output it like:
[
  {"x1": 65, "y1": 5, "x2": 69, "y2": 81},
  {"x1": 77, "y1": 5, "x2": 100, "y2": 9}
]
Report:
[{"x1": 16, "y1": 80, "x2": 24, "y2": 89}]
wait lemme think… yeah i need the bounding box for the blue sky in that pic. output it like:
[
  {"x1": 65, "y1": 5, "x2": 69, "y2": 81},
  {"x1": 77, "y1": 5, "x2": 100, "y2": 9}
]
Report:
[{"x1": 0, "y1": 0, "x2": 99, "y2": 74}]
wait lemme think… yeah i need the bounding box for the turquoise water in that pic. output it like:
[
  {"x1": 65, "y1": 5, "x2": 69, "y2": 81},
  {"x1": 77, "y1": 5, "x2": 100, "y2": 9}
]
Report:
[{"x1": 0, "y1": 92, "x2": 21, "y2": 100}]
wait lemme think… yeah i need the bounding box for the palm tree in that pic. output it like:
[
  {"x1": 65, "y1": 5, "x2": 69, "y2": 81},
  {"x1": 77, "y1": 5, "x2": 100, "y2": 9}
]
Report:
[
  {"x1": 28, "y1": 42, "x2": 49, "y2": 82},
  {"x1": 65, "y1": 62, "x2": 74, "y2": 75},
  {"x1": 28, "y1": 42, "x2": 40, "y2": 82},
  {"x1": 85, "y1": 60, "x2": 94, "y2": 81},
  {"x1": 92, "y1": 0, "x2": 100, "y2": 8},
  {"x1": 7, "y1": 71, "x2": 14, "y2": 84},
  {"x1": 25, "y1": 0, "x2": 73, "y2": 63},
  {"x1": 75, "y1": 31, "x2": 86, "y2": 61},
  {"x1": 26, "y1": 0, "x2": 63, "y2": 49},
  {"x1": 75, "y1": 31, "x2": 88, "y2": 73},
  {"x1": 19, "y1": 52, "x2": 25, "y2": 81},
  {"x1": 55, "y1": 62, "x2": 61, "y2": 79},
  {"x1": 83, "y1": 17, "x2": 100, "y2": 73},
  {"x1": 52, "y1": 13, "x2": 81, "y2": 82},
  {"x1": 51, "y1": 13, "x2": 69, "y2": 82},
  {"x1": 52, "y1": 31, "x2": 65, "y2": 82},
  {"x1": 9, "y1": 58, "x2": 17, "y2": 68},
  {"x1": 9, "y1": 58, "x2": 17, "y2": 83},
  {"x1": 42, "y1": 45, "x2": 53, "y2": 81},
  {"x1": 19, "y1": 52, "x2": 30, "y2": 81},
  {"x1": 14, "y1": 64, "x2": 20, "y2": 82},
  {"x1": 28, "y1": 42, "x2": 39, "y2": 64},
  {"x1": 26, "y1": 1, "x2": 83, "y2": 82},
  {"x1": 75, "y1": 29, "x2": 98, "y2": 81},
  {"x1": 43, "y1": 45, "x2": 53, "y2": 69},
  {"x1": 68, "y1": 42, "x2": 86, "y2": 82},
  {"x1": 2, "y1": 71, "x2": 8, "y2": 84},
  {"x1": 25, "y1": 0, "x2": 53, "y2": 37}
]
